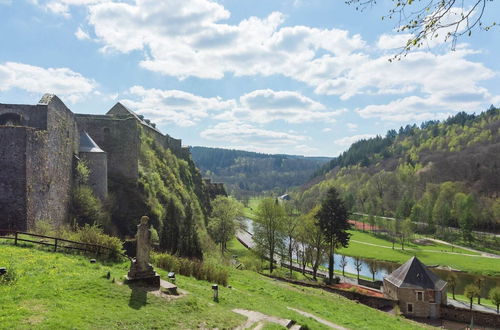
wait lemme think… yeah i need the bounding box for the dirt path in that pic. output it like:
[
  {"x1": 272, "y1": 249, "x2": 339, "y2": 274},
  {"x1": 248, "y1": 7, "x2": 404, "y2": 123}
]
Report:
[
  {"x1": 232, "y1": 309, "x2": 300, "y2": 329},
  {"x1": 424, "y1": 237, "x2": 500, "y2": 259},
  {"x1": 287, "y1": 307, "x2": 348, "y2": 329}
]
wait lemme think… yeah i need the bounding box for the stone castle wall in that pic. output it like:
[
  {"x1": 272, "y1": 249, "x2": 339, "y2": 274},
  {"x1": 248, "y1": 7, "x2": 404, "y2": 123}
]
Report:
[
  {"x1": 75, "y1": 114, "x2": 140, "y2": 181},
  {"x1": 27, "y1": 96, "x2": 79, "y2": 230},
  {"x1": 0, "y1": 127, "x2": 28, "y2": 230},
  {"x1": 0, "y1": 104, "x2": 47, "y2": 129}
]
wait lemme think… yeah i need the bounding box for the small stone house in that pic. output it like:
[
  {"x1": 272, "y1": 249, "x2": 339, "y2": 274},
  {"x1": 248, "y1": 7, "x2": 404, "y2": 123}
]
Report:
[{"x1": 383, "y1": 256, "x2": 447, "y2": 319}]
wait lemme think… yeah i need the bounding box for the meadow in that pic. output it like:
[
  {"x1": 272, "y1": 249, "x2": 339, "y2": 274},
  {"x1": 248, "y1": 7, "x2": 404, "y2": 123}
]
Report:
[{"x1": 0, "y1": 242, "x2": 429, "y2": 329}]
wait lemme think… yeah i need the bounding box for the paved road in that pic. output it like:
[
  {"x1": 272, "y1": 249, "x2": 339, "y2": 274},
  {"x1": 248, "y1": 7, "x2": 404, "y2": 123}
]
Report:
[{"x1": 447, "y1": 298, "x2": 498, "y2": 314}]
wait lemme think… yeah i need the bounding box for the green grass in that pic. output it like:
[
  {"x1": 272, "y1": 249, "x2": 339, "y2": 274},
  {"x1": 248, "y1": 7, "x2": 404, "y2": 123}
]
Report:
[
  {"x1": 339, "y1": 230, "x2": 500, "y2": 276},
  {"x1": 0, "y1": 243, "x2": 429, "y2": 329},
  {"x1": 447, "y1": 293, "x2": 498, "y2": 310},
  {"x1": 243, "y1": 197, "x2": 262, "y2": 219}
]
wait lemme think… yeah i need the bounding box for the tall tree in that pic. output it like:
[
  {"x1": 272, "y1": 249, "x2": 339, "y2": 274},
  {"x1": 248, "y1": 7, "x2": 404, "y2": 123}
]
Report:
[
  {"x1": 253, "y1": 198, "x2": 285, "y2": 273},
  {"x1": 340, "y1": 255, "x2": 348, "y2": 277},
  {"x1": 283, "y1": 202, "x2": 300, "y2": 278},
  {"x1": 354, "y1": 257, "x2": 363, "y2": 280},
  {"x1": 447, "y1": 273, "x2": 458, "y2": 300},
  {"x1": 315, "y1": 187, "x2": 351, "y2": 284},
  {"x1": 464, "y1": 284, "x2": 480, "y2": 310},
  {"x1": 489, "y1": 287, "x2": 500, "y2": 314},
  {"x1": 207, "y1": 196, "x2": 243, "y2": 253},
  {"x1": 299, "y1": 206, "x2": 327, "y2": 280}
]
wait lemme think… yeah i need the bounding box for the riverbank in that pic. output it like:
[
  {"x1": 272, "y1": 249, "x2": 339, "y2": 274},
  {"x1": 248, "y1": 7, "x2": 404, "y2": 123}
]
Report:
[{"x1": 339, "y1": 230, "x2": 500, "y2": 277}]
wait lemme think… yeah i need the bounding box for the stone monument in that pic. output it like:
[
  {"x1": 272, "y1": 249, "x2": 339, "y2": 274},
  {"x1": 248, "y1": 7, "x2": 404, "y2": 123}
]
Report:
[{"x1": 126, "y1": 216, "x2": 160, "y2": 287}]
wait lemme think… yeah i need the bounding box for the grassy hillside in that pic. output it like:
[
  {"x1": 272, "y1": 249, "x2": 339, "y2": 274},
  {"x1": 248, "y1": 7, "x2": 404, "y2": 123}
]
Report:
[
  {"x1": 109, "y1": 128, "x2": 210, "y2": 258},
  {"x1": 191, "y1": 146, "x2": 330, "y2": 199},
  {"x1": 0, "y1": 243, "x2": 428, "y2": 329}
]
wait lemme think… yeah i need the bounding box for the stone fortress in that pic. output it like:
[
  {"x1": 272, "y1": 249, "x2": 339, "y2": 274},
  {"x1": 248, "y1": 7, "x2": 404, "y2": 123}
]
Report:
[{"x1": 0, "y1": 94, "x2": 218, "y2": 232}]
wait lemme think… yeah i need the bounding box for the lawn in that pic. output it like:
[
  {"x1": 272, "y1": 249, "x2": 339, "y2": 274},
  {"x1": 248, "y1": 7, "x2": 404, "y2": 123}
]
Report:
[
  {"x1": 242, "y1": 196, "x2": 262, "y2": 219},
  {"x1": 0, "y1": 242, "x2": 429, "y2": 329},
  {"x1": 339, "y1": 231, "x2": 500, "y2": 276}
]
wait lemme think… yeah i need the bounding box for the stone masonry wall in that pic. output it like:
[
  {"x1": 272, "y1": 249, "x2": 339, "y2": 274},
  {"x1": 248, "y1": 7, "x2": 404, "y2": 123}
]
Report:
[
  {"x1": 0, "y1": 127, "x2": 28, "y2": 230},
  {"x1": 25, "y1": 96, "x2": 79, "y2": 230},
  {"x1": 75, "y1": 114, "x2": 140, "y2": 181},
  {"x1": 0, "y1": 103, "x2": 47, "y2": 130},
  {"x1": 441, "y1": 304, "x2": 500, "y2": 328}
]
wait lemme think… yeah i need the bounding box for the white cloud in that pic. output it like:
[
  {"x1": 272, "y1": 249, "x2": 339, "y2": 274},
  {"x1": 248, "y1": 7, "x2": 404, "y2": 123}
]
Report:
[
  {"x1": 75, "y1": 26, "x2": 91, "y2": 40},
  {"x1": 71, "y1": 0, "x2": 365, "y2": 81},
  {"x1": 121, "y1": 86, "x2": 339, "y2": 126},
  {"x1": 347, "y1": 123, "x2": 358, "y2": 131},
  {"x1": 232, "y1": 89, "x2": 344, "y2": 124},
  {"x1": 201, "y1": 121, "x2": 307, "y2": 145},
  {"x1": 322, "y1": 127, "x2": 332, "y2": 132},
  {"x1": 377, "y1": 33, "x2": 413, "y2": 50},
  {"x1": 33, "y1": 0, "x2": 498, "y2": 124},
  {"x1": 334, "y1": 134, "x2": 377, "y2": 147},
  {"x1": 120, "y1": 85, "x2": 235, "y2": 127},
  {"x1": 0, "y1": 62, "x2": 97, "y2": 103}
]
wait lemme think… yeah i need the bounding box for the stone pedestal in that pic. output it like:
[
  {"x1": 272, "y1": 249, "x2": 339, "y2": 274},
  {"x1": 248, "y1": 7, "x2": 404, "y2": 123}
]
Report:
[{"x1": 125, "y1": 216, "x2": 160, "y2": 287}]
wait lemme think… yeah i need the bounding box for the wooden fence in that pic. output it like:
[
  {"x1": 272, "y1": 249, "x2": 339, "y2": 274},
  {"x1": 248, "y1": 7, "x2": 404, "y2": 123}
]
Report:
[{"x1": 0, "y1": 229, "x2": 129, "y2": 260}]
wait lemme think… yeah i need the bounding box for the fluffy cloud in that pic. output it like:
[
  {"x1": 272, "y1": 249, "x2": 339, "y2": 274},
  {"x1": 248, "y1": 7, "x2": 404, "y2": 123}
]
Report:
[
  {"x1": 62, "y1": 0, "x2": 364, "y2": 80},
  {"x1": 0, "y1": 62, "x2": 97, "y2": 102},
  {"x1": 120, "y1": 86, "x2": 235, "y2": 127},
  {"x1": 200, "y1": 121, "x2": 307, "y2": 146},
  {"x1": 232, "y1": 89, "x2": 344, "y2": 124},
  {"x1": 334, "y1": 134, "x2": 377, "y2": 147},
  {"x1": 35, "y1": 0, "x2": 498, "y2": 124},
  {"x1": 121, "y1": 86, "x2": 338, "y2": 126}
]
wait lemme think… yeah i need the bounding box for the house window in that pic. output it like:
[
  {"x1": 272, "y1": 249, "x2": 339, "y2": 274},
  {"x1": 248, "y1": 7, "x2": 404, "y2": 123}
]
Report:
[
  {"x1": 416, "y1": 291, "x2": 423, "y2": 301},
  {"x1": 407, "y1": 303, "x2": 413, "y2": 313}
]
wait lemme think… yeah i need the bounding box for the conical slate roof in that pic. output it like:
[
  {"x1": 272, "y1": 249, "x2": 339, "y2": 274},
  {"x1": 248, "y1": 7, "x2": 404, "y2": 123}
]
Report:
[
  {"x1": 384, "y1": 257, "x2": 447, "y2": 291},
  {"x1": 79, "y1": 131, "x2": 105, "y2": 153}
]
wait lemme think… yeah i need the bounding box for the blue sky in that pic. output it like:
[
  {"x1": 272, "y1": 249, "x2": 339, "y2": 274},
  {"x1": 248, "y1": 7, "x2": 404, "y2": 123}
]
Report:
[{"x1": 0, "y1": 0, "x2": 499, "y2": 156}]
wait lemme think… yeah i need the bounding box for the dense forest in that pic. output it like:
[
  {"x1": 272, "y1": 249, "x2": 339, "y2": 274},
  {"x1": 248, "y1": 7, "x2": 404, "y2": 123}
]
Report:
[
  {"x1": 190, "y1": 146, "x2": 331, "y2": 199},
  {"x1": 297, "y1": 106, "x2": 500, "y2": 235}
]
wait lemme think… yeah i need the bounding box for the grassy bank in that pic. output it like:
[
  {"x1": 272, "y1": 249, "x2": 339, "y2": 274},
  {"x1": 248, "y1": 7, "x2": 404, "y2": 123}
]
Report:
[
  {"x1": 0, "y1": 243, "x2": 428, "y2": 329},
  {"x1": 339, "y1": 230, "x2": 500, "y2": 276}
]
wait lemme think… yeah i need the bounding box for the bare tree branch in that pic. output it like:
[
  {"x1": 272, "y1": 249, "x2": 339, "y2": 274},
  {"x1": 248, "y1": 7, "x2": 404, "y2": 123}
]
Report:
[{"x1": 346, "y1": 0, "x2": 497, "y2": 59}]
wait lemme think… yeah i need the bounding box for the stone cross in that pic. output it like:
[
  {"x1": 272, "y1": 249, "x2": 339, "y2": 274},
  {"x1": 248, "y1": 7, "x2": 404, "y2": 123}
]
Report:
[{"x1": 126, "y1": 216, "x2": 160, "y2": 286}]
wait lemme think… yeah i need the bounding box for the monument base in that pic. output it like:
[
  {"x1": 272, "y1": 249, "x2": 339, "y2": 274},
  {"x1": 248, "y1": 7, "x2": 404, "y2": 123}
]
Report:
[
  {"x1": 125, "y1": 260, "x2": 161, "y2": 287},
  {"x1": 125, "y1": 273, "x2": 161, "y2": 287}
]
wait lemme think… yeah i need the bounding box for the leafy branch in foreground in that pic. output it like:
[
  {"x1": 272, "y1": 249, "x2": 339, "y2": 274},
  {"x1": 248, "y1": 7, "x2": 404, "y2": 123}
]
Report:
[{"x1": 346, "y1": 0, "x2": 497, "y2": 58}]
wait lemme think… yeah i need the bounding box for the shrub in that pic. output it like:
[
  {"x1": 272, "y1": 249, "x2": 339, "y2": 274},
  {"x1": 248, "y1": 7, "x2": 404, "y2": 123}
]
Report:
[
  {"x1": 68, "y1": 224, "x2": 124, "y2": 261},
  {"x1": 33, "y1": 219, "x2": 56, "y2": 237},
  {"x1": 71, "y1": 186, "x2": 107, "y2": 227},
  {"x1": 152, "y1": 252, "x2": 228, "y2": 286}
]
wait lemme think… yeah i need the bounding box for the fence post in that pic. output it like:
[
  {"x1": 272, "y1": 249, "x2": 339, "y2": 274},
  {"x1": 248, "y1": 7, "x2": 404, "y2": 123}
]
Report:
[
  {"x1": 54, "y1": 238, "x2": 58, "y2": 252},
  {"x1": 14, "y1": 232, "x2": 18, "y2": 245},
  {"x1": 96, "y1": 246, "x2": 101, "y2": 259}
]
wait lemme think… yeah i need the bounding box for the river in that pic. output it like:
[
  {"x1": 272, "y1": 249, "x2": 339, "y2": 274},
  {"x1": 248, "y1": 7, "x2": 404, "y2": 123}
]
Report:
[{"x1": 242, "y1": 218, "x2": 500, "y2": 296}]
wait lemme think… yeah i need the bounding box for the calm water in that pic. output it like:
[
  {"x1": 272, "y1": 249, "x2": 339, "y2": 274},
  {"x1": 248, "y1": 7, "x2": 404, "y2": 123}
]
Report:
[{"x1": 243, "y1": 218, "x2": 500, "y2": 296}]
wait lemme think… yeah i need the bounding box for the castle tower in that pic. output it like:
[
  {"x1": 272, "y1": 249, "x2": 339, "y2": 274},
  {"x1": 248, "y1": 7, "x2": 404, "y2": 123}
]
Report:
[{"x1": 79, "y1": 131, "x2": 108, "y2": 201}]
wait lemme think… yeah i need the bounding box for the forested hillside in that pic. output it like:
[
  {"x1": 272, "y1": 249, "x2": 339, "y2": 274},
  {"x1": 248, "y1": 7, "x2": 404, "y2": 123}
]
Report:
[
  {"x1": 298, "y1": 106, "x2": 500, "y2": 235},
  {"x1": 190, "y1": 146, "x2": 330, "y2": 199}
]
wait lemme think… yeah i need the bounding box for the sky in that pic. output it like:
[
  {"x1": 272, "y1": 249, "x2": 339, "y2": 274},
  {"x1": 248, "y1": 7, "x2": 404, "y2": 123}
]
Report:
[{"x1": 0, "y1": 0, "x2": 499, "y2": 157}]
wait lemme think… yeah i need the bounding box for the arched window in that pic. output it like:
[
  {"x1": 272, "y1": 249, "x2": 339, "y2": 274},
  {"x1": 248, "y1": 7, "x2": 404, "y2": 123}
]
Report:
[{"x1": 0, "y1": 113, "x2": 23, "y2": 126}]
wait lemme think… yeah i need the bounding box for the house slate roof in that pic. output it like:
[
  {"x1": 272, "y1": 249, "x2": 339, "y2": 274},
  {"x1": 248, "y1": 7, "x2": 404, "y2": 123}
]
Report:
[
  {"x1": 384, "y1": 256, "x2": 447, "y2": 291},
  {"x1": 79, "y1": 131, "x2": 105, "y2": 153}
]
